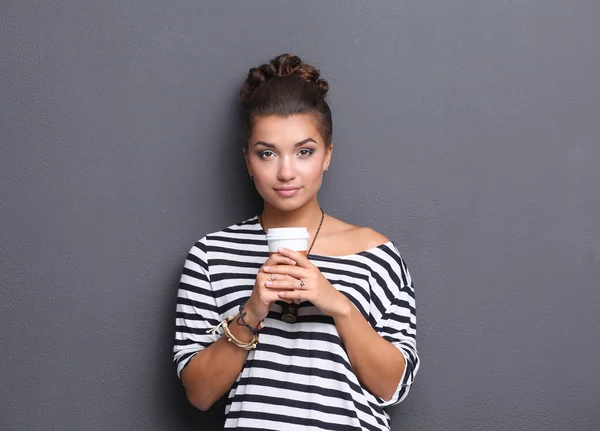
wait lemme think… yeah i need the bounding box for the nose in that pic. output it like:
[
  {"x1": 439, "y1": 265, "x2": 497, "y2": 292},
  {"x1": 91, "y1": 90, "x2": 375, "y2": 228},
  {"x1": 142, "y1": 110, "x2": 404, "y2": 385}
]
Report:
[{"x1": 277, "y1": 155, "x2": 296, "y2": 182}]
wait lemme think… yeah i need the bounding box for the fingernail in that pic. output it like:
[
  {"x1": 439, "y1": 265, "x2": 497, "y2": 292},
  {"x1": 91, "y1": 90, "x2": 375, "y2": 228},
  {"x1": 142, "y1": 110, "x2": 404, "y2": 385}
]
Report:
[
  {"x1": 266, "y1": 281, "x2": 273, "y2": 286},
  {"x1": 278, "y1": 247, "x2": 285, "y2": 252},
  {"x1": 279, "y1": 291, "x2": 285, "y2": 297},
  {"x1": 263, "y1": 266, "x2": 270, "y2": 270},
  {"x1": 289, "y1": 259, "x2": 296, "y2": 265}
]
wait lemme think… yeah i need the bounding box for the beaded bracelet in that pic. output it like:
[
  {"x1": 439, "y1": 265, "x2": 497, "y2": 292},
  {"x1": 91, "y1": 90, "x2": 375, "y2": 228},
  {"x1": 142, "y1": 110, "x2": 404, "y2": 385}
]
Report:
[
  {"x1": 222, "y1": 316, "x2": 259, "y2": 350},
  {"x1": 206, "y1": 315, "x2": 258, "y2": 350},
  {"x1": 206, "y1": 312, "x2": 262, "y2": 351}
]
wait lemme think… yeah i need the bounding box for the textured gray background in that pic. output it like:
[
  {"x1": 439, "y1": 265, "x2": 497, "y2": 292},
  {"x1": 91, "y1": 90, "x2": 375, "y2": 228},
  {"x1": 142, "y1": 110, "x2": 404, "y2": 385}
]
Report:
[{"x1": 1, "y1": 1, "x2": 599, "y2": 430}]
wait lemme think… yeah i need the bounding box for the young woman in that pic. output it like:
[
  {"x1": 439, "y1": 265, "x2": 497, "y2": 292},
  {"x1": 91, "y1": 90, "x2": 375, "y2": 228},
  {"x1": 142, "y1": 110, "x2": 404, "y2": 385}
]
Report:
[{"x1": 174, "y1": 53, "x2": 419, "y2": 430}]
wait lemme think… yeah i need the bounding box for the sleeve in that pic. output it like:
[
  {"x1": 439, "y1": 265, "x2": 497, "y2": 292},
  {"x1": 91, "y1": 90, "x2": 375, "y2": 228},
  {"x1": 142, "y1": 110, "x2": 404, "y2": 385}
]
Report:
[
  {"x1": 173, "y1": 236, "x2": 221, "y2": 379},
  {"x1": 371, "y1": 243, "x2": 420, "y2": 407}
]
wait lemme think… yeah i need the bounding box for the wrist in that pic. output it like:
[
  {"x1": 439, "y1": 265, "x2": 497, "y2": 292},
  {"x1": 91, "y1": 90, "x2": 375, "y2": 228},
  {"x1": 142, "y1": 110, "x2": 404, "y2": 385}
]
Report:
[
  {"x1": 242, "y1": 302, "x2": 265, "y2": 328},
  {"x1": 224, "y1": 300, "x2": 264, "y2": 343},
  {"x1": 331, "y1": 293, "x2": 353, "y2": 321}
]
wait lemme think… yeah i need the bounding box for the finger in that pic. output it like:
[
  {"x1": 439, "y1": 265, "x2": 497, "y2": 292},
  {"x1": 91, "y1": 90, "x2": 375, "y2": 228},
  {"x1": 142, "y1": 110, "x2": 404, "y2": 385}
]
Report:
[
  {"x1": 263, "y1": 273, "x2": 300, "y2": 283},
  {"x1": 258, "y1": 275, "x2": 289, "y2": 290},
  {"x1": 264, "y1": 254, "x2": 291, "y2": 266},
  {"x1": 261, "y1": 291, "x2": 292, "y2": 305},
  {"x1": 262, "y1": 264, "x2": 305, "y2": 279},
  {"x1": 278, "y1": 290, "x2": 306, "y2": 300},
  {"x1": 276, "y1": 248, "x2": 311, "y2": 268},
  {"x1": 263, "y1": 254, "x2": 297, "y2": 268},
  {"x1": 265, "y1": 280, "x2": 303, "y2": 290}
]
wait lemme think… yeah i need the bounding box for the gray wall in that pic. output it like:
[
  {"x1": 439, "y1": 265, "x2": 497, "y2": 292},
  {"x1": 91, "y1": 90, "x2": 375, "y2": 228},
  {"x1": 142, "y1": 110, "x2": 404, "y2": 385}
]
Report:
[{"x1": 1, "y1": 1, "x2": 599, "y2": 430}]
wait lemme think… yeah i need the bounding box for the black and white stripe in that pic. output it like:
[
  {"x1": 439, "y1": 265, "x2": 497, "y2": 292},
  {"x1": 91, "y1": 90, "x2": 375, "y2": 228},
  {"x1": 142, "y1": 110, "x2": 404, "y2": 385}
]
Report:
[{"x1": 174, "y1": 216, "x2": 419, "y2": 430}]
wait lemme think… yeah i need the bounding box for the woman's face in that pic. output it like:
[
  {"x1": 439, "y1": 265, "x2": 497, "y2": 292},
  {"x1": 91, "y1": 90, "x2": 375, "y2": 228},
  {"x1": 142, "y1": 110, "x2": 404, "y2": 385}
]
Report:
[{"x1": 244, "y1": 114, "x2": 332, "y2": 212}]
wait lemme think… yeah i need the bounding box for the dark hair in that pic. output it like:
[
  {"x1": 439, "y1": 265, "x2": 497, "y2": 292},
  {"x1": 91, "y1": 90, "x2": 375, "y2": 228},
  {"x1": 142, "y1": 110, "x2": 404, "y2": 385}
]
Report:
[{"x1": 240, "y1": 53, "x2": 332, "y2": 148}]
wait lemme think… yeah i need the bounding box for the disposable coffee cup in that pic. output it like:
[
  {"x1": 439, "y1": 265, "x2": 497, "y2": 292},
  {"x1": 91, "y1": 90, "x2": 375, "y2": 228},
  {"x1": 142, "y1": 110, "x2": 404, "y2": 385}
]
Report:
[
  {"x1": 265, "y1": 227, "x2": 310, "y2": 323},
  {"x1": 265, "y1": 227, "x2": 310, "y2": 255}
]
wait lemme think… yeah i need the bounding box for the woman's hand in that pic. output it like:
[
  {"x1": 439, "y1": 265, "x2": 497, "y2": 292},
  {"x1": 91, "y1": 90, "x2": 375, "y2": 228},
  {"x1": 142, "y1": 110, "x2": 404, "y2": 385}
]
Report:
[
  {"x1": 244, "y1": 253, "x2": 297, "y2": 325},
  {"x1": 262, "y1": 248, "x2": 351, "y2": 318}
]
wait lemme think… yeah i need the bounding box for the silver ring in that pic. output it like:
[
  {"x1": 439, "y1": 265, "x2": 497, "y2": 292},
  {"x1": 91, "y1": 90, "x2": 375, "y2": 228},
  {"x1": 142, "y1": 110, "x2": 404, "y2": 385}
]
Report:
[
  {"x1": 299, "y1": 279, "x2": 305, "y2": 289},
  {"x1": 270, "y1": 274, "x2": 276, "y2": 281}
]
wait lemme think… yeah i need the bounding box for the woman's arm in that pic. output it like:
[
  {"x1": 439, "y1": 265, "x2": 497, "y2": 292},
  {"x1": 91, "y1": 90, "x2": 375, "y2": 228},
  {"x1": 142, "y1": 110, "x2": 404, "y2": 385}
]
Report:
[
  {"x1": 176, "y1": 245, "x2": 294, "y2": 411},
  {"x1": 331, "y1": 298, "x2": 406, "y2": 400},
  {"x1": 264, "y1": 240, "x2": 418, "y2": 403},
  {"x1": 181, "y1": 307, "x2": 260, "y2": 411}
]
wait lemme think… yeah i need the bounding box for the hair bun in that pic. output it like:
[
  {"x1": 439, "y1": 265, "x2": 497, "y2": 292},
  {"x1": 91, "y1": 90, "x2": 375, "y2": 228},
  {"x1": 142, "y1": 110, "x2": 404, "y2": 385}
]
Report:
[{"x1": 240, "y1": 53, "x2": 328, "y2": 104}]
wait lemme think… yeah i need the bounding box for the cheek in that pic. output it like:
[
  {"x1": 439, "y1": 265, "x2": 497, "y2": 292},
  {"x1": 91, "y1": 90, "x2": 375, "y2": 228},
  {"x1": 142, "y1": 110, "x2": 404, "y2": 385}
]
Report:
[
  {"x1": 306, "y1": 158, "x2": 326, "y2": 177},
  {"x1": 295, "y1": 162, "x2": 324, "y2": 188},
  {"x1": 310, "y1": 165, "x2": 324, "y2": 179},
  {"x1": 251, "y1": 165, "x2": 275, "y2": 190}
]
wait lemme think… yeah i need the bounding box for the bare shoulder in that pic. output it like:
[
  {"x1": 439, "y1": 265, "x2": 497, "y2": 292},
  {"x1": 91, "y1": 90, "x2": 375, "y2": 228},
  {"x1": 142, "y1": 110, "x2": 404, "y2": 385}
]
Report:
[
  {"x1": 315, "y1": 215, "x2": 390, "y2": 256},
  {"x1": 358, "y1": 227, "x2": 391, "y2": 249}
]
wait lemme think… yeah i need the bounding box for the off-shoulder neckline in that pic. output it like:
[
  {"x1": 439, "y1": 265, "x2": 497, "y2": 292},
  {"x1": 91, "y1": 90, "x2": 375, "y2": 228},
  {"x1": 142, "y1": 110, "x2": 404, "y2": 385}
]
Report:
[
  {"x1": 251, "y1": 216, "x2": 394, "y2": 259},
  {"x1": 308, "y1": 241, "x2": 395, "y2": 259}
]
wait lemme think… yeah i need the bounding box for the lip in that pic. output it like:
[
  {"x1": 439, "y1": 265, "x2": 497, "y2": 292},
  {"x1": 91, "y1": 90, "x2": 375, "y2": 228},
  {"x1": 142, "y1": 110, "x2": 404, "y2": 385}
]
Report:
[{"x1": 274, "y1": 187, "x2": 300, "y2": 197}]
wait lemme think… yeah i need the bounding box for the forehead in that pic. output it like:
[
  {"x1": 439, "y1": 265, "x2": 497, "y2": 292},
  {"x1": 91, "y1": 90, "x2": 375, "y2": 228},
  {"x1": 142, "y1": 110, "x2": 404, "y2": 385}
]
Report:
[{"x1": 251, "y1": 114, "x2": 322, "y2": 145}]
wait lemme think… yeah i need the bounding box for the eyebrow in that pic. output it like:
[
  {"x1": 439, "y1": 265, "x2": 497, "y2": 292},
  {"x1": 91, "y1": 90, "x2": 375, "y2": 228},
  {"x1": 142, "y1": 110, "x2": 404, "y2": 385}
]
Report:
[{"x1": 253, "y1": 138, "x2": 317, "y2": 149}]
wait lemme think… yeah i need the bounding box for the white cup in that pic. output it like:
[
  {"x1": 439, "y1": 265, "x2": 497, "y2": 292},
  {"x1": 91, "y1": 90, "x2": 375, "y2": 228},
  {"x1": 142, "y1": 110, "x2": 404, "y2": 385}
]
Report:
[
  {"x1": 265, "y1": 227, "x2": 310, "y2": 323},
  {"x1": 265, "y1": 227, "x2": 310, "y2": 255}
]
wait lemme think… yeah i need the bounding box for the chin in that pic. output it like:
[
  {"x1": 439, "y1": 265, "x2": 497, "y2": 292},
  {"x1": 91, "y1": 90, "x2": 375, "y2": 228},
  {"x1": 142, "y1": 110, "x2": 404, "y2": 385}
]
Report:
[{"x1": 265, "y1": 196, "x2": 308, "y2": 212}]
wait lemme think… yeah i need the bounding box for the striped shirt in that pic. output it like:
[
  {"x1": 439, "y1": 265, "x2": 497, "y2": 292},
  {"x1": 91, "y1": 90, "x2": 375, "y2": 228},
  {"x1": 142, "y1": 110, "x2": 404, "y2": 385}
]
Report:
[{"x1": 174, "y1": 216, "x2": 419, "y2": 430}]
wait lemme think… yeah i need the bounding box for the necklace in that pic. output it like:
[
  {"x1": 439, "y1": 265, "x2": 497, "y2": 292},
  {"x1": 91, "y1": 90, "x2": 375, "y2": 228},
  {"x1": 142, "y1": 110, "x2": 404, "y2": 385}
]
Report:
[{"x1": 259, "y1": 207, "x2": 325, "y2": 256}]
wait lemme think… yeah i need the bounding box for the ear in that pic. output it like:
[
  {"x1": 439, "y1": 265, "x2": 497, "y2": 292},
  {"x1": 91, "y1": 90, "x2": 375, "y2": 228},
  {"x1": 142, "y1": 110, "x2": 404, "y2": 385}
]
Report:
[{"x1": 323, "y1": 143, "x2": 333, "y2": 172}]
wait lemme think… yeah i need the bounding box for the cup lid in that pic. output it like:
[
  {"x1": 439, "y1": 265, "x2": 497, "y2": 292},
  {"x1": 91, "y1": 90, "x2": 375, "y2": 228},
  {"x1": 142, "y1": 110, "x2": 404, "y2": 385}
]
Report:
[{"x1": 265, "y1": 227, "x2": 310, "y2": 239}]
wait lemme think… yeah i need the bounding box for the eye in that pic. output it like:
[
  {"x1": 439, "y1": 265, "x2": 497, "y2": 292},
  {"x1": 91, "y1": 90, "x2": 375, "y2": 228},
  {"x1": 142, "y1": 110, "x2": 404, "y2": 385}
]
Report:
[
  {"x1": 298, "y1": 149, "x2": 314, "y2": 157},
  {"x1": 258, "y1": 150, "x2": 275, "y2": 159}
]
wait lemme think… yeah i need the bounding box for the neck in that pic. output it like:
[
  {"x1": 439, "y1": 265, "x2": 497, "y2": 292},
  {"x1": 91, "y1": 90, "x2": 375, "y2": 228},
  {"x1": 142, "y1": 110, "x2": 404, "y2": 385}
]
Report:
[{"x1": 259, "y1": 200, "x2": 323, "y2": 232}]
